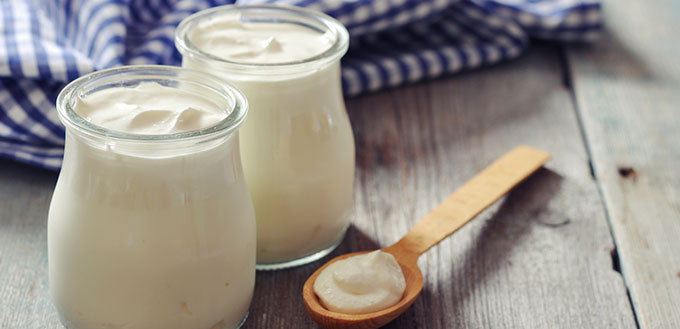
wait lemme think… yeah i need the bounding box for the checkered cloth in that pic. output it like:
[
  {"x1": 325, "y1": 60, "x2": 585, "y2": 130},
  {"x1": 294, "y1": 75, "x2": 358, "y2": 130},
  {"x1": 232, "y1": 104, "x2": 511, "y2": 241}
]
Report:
[{"x1": 0, "y1": 0, "x2": 601, "y2": 170}]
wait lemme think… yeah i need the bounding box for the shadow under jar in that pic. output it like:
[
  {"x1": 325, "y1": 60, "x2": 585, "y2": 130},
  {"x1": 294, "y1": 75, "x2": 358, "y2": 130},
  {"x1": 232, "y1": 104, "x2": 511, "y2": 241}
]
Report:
[
  {"x1": 176, "y1": 5, "x2": 355, "y2": 270},
  {"x1": 48, "y1": 66, "x2": 255, "y2": 329}
]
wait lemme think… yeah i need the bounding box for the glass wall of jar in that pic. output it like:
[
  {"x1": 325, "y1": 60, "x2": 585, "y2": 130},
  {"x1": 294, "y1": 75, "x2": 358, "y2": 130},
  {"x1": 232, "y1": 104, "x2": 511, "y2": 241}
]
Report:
[
  {"x1": 176, "y1": 5, "x2": 354, "y2": 270},
  {"x1": 49, "y1": 66, "x2": 255, "y2": 329}
]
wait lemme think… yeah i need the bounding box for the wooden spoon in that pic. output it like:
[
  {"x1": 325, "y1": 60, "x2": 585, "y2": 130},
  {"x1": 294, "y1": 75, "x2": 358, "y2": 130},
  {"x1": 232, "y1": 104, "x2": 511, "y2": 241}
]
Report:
[{"x1": 302, "y1": 145, "x2": 551, "y2": 329}]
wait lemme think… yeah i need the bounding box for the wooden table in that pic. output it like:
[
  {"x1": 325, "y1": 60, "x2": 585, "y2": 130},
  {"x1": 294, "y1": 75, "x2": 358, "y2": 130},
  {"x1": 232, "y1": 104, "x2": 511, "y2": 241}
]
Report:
[{"x1": 1, "y1": 1, "x2": 678, "y2": 328}]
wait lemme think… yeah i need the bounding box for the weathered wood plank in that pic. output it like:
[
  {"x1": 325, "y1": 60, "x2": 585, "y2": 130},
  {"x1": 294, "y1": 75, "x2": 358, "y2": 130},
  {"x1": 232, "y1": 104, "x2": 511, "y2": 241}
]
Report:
[
  {"x1": 0, "y1": 45, "x2": 636, "y2": 328},
  {"x1": 0, "y1": 162, "x2": 59, "y2": 328},
  {"x1": 565, "y1": 0, "x2": 680, "y2": 328},
  {"x1": 318, "y1": 45, "x2": 635, "y2": 329}
]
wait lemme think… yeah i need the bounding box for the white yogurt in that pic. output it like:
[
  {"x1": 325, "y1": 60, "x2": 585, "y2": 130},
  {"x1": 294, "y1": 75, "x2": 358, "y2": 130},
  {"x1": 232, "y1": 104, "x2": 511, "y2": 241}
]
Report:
[
  {"x1": 188, "y1": 18, "x2": 334, "y2": 64},
  {"x1": 49, "y1": 69, "x2": 255, "y2": 329},
  {"x1": 313, "y1": 251, "x2": 407, "y2": 314},
  {"x1": 178, "y1": 6, "x2": 354, "y2": 268},
  {"x1": 74, "y1": 82, "x2": 226, "y2": 134}
]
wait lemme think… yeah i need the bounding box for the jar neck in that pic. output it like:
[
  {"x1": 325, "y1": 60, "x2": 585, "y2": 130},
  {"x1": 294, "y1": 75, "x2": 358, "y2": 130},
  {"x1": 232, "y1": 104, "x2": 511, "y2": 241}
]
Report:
[
  {"x1": 59, "y1": 131, "x2": 245, "y2": 202},
  {"x1": 63, "y1": 125, "x2": 239, "y2": 160},
  {"x1": 182, "y1": 58, "x2": 342, "y2": 90}
]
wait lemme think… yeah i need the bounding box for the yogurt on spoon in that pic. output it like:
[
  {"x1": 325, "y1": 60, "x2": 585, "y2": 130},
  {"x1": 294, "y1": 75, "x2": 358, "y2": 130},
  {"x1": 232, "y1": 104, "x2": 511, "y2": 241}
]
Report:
[{"x1": 313, "y1": 251, "x2": 406, "y2": 314}]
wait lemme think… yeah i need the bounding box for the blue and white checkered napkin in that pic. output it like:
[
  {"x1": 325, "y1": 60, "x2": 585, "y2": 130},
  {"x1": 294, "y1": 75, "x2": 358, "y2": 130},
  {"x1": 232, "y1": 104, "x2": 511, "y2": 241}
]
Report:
[{"x1": 0, "y1": 0, "x2": 601, "y2": 170}]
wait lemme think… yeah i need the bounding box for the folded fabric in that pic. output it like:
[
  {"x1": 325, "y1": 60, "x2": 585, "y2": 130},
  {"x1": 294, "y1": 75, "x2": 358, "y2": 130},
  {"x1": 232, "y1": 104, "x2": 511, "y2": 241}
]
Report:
[{"x1": 0, "y1": 0, "x2": 602, "y2": 170}]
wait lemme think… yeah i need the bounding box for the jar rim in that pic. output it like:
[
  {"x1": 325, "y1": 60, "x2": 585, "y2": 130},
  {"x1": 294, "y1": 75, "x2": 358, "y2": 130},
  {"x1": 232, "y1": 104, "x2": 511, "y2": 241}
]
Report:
[
  {"x1": 56, "y1": 65, "x2": 248, "y2": 142},
  {"x1": 174, "y1": 4, "x2": 349, "y2": 72}
]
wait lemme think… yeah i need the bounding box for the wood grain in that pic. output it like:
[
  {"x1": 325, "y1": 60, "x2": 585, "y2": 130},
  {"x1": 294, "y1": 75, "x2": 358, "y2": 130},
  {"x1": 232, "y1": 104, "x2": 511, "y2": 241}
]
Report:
[
  {"x1": 0, "y1": 161, "x2": 60, "y2": 328},
  {"x1": 0, "y1": 46, "x2": 637, "y2": 328},
  {"x1": 565, "y1": 0, "x2": 680, "y2": 327},
  {"x1": 325, "y1": 45, "x2": 636, "y2": 329},
  {"x1": 393, "y1": 146, "x2": 550, "y2": 256}
]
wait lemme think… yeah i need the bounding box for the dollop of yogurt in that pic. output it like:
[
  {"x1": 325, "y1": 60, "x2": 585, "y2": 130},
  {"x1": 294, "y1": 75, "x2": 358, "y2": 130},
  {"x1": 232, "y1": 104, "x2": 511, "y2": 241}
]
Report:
[
  {"x1": 313, "y1": 251, "x2": 406, "y2": 314},
  {"x1": 75, "y1": 82, "x2": 226, "y2": 134},
  {"x1": 189, "y1": 15, "x2": 334, "y2": 64}
]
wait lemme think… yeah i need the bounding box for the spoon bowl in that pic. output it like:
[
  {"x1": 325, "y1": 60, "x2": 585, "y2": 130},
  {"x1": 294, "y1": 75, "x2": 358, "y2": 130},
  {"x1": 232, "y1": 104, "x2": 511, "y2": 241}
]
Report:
[
  {"x1": 303, "y1": 248, "x2": 423, "y2": 329},
  {"x1": 302, "y1": 146, "x2": 551, "y2": 329}
]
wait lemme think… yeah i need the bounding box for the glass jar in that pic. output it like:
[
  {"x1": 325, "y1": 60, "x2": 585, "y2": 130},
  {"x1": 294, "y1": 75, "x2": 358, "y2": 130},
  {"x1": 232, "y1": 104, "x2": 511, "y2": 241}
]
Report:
[
  {"x1": 48, "y1": 66, "x2": 255, "y2": 329},
  {"x1": 176, "y1": 5, "x2": 354, "y2": 270}
]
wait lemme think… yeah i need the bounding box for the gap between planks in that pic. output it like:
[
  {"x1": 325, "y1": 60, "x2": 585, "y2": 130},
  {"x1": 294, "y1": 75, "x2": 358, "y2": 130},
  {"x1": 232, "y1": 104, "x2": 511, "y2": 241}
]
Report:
[{"x1": 556, "y1": 45, "x2": 641, "y2": 329}]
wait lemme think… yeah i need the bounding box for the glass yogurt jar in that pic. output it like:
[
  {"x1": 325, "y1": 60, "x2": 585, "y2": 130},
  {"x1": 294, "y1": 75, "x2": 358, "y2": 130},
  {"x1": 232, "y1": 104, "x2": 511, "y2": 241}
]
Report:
[
  {"x1": 176, "y1": 5, "x2": 354, "y2": 270},
  {"x1": 48, "y1": 66, "x2": 255, "y2": 329}
]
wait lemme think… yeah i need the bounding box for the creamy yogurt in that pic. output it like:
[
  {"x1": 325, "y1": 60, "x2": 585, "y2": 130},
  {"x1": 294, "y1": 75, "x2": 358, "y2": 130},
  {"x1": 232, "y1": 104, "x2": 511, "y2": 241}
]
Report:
[
  {"x1": 49, "y1": 68, "x2": 255, "y2": 329},
  {"x1": 188, "y1": 18, "x2": 334, "y2": 64},
  {"x1": 178, "y1": 6, "x2": 354, "y2": 268},
  {"x1": 74, "y1": 82, "x2": 226, "y2": 134},
  {"x1": 313, "y1": 251, "x2": 406, "y2": 314}
]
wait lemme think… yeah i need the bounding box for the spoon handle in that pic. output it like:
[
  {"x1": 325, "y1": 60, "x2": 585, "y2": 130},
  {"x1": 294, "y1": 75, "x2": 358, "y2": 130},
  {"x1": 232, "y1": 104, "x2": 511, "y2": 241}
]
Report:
[{"x1": 386, "y1": 146, "x2": 550, "y2": 257}]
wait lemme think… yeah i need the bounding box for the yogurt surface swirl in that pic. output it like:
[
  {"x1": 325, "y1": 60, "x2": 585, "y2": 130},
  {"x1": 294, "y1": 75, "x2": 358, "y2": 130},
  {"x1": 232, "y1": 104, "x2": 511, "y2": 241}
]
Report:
[
  {"x1": 188, "y1": 14, "x2": 334, "y2": 64},
  {"x1": 75, "y1": 82, "x2": 226, "y2": 135},
  {"x1": 313, "y1": 251, "x2": 407, "y2": 314}
]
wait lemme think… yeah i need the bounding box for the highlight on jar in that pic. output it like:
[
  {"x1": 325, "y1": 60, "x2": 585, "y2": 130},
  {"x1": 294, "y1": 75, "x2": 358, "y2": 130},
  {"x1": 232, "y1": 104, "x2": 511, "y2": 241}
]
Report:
[
  {"x1": 176, "y1": 4, "x2": 355, "y2": 270},
  {"x1": 48, "y1": 65, "x2": 255, "y2": 329}
]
